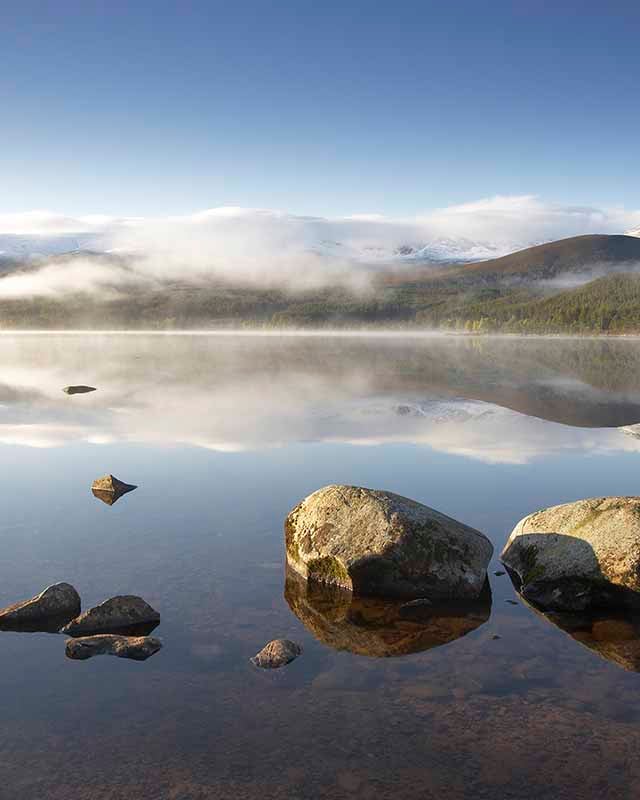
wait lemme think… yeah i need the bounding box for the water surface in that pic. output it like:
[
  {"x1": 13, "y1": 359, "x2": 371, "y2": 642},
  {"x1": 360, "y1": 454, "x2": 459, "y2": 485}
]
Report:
[{"x1": 2, "y1": 333, "x2": 640, "y2": 799}]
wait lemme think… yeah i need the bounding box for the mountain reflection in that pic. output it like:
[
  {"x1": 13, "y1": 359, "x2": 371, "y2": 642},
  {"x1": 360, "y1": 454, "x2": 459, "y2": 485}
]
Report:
[
  {"x1": 0, "y1": 333, "x2": 639, "y2": 462},
  {"x1": 284, "y1": 570, "x2": 491, "y2": 657}
]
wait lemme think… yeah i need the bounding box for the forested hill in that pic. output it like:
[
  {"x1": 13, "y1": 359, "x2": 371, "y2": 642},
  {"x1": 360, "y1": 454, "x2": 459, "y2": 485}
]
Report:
[{"x1": 0, "y1": 234, "x2": 640, "y2": 333}]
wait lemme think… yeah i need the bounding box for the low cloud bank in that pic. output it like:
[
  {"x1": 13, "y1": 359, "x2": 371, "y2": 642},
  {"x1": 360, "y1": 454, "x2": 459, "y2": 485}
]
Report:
[{"x1": 0, "y1": 195, "x2": 639, "y2": 299}]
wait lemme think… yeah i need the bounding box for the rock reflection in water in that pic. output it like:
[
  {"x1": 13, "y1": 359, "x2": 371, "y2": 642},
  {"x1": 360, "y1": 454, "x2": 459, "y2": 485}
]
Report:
[
  {"x1": 91, "y1": 475, "x2": 138, "y2": 506},
  {"x1": 534, "y1": 607, "x2": 640, "y2": 672},
  {"x1": 0, "y1": 614, "x2": 77, "y2": 634},
  {"x1": 284, "y1": 569, "x2": 491, "y2": 658}
]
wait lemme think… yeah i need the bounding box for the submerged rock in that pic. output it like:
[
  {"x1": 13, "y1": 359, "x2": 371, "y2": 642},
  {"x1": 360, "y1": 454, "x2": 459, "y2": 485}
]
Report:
[
  {"x1": 285, "y1": 485, "x2": 493, "y2": 600},
  {"x1": 0, "y1": 583, "x2": 80, "y2": 632},
  {"x1": 91, "y1": 474, "x2": 137, "y2": 505},
  {"x1": 398, "y1": 598, "x2": 433, "y2": 621},
  {"x1": 501, "y1": 497, "x2": 640, "y2": 611},
  {"x1": 285, "y1": 569, "x2": 491, "y2": 658},
  {"x1": 61, "y1": 595, "x2": 160, "y2": 636},
  {"x1": 250, "y1": 638, "x2": 302, "y2": 669},
  {"x1": 62, "y1": 385, "x2": 96, "y2": 395},
  {"x1": 65, "y1": 634, "x2": 162, "y2": 661}
]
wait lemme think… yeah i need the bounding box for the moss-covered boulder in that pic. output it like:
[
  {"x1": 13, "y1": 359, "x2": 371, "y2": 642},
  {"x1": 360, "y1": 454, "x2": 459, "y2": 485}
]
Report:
[
  {"x1": 501, "y1": 497, "x2": 640, "y2": 611},
  {"x1": 285, "y1": 485, "x2": 493, "y2": 600}
]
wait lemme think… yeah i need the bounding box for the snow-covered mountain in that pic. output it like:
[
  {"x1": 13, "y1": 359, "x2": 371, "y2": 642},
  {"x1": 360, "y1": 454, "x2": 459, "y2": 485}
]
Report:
[
  {"x1": 0, "y1": 226, "x2": 633, "y2": 269},
  {"x1": 0, "y1": 233, "x2": 106, "y2": 260},
  {"x1": 308, "y1": 235, "x2": 533, "y2": 265},
  {"x1": 392, "y1": 237, "x2": 534, "y2": 263}
]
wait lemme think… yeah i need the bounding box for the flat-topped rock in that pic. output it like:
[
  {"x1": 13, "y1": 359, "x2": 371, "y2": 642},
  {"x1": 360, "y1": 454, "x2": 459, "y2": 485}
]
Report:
[
  {"x1": 63, "y1": 385, "x2": 96, "y2": 395},
  {"x1": 285, "y1": 485, "x2": 493, "y2": 600},
  {"x1": 61, "y1": 595, "x2": 160, "y2": 636},
  {"x1": 501, "y1": 496, "x2": 640, "y2": 611},
  {"x1": 65, "y1": 634, "x2": 162, "y2": 661},
  {"x1": 0, "y1": 583, "x2": 80, "y2": 631}
]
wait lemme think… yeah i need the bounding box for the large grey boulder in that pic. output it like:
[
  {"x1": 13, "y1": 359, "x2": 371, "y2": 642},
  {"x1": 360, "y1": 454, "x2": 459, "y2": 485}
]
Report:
[
  {"x1": 501, "y1": 497, "x2": 640, "y2": 611},
  {"x1": 0, "y1": 583, "x2": 80, "y2": 631},
  {"x1": 285, "y1": 485, "x2": 493, "y2": 600},
  {"x1": 66, "y1": 634, "x2": 162, "y2": 661},
  {"x1": 61, "y1": 595, "x2": 160, "y2": 636}
]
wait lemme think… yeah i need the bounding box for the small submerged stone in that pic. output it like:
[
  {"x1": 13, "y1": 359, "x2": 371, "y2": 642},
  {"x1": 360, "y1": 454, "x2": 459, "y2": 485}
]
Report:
[
  {"x1": 63, "y1": 385, "x2": 96, "y2": 395},
  {"x1": 399, "y1": 598, "x2": 433, "y2": 621},
  {"x1": 91, "y1": 474, "x2": 137, "y2": 506},
  {"x1": 65, "y1": 634, "x2": 162, "y2": 661},
  {"x1": 250, "y1": 639, "x2": 302, "y2": 669},
  {"x1": 494, "y1": 571, "x2": 506, "y2": 577},
  {"x1": 0, "y1": 582, "x2": 80, "y2": 631},
  {"x1": 61, "y1": 595, "x2": 160, "y2": 636}
]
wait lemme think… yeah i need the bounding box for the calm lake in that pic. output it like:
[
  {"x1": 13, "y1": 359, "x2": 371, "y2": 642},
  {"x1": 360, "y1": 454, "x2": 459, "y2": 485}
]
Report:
[{"x1": 2, "y1": 332, "x2": 640, "y2": 799}]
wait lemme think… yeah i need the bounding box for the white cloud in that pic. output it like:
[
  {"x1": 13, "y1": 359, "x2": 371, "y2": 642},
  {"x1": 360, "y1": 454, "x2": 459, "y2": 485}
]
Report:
[{"x1": 0, "y1": 195, "x2": 639, "y2": 297}]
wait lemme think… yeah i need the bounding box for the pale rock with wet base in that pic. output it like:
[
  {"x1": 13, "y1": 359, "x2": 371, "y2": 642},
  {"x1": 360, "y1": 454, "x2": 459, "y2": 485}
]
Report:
[
  {"x1": 501, "y1": 496, "x2": 640, "y2": 611},
  {"x1": 285, "y1": 485, "x2": 493, "y2": 600}
]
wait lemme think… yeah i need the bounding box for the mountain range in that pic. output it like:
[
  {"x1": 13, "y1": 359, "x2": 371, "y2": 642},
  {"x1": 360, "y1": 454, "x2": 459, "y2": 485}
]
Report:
[{"x1": 1, "y1": 223, "x2": 639, "y2": 266}]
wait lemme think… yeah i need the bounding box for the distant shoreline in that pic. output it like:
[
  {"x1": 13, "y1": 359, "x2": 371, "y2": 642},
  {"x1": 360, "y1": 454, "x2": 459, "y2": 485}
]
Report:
[{"x1": 0, "y1": 329, "x2": 640, "y2": 340}]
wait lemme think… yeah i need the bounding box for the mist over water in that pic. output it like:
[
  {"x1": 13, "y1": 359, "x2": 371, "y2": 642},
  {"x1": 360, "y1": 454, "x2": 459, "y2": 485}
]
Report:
[{"x1": 3, "y1": 333, "x2": 640, "y2": 455}]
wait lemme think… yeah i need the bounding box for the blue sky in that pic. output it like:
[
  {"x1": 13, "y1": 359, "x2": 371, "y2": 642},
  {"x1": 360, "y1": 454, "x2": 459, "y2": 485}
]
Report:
[{"x1": 1, "y1": 1, "x2": 639, "y2": 216}]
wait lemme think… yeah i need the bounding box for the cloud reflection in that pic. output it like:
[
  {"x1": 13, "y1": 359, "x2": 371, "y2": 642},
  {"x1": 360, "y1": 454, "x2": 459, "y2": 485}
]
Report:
[{"x1": 0, "y1": 334, "x2": 639, "y2": 464}]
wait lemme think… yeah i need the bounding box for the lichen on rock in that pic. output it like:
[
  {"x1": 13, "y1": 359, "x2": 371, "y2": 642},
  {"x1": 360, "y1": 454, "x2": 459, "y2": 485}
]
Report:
[
  {"x1": 285, "y1": 485, "x2": 493, "y2": 600},
  {"x1": 501, "y1": 496, "x2": 640, "y2": 611}
]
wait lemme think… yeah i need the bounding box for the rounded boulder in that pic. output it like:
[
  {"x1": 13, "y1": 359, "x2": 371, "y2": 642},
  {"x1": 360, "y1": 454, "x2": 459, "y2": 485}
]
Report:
[{"x1": 285, "y1": 485, "x2": 493, "y2": 600}]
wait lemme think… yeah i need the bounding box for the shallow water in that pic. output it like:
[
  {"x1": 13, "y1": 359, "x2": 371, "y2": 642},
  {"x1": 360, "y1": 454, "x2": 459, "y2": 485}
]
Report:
[{"x1": 2, "y1": 333, "x2": 640, "y2": 799}]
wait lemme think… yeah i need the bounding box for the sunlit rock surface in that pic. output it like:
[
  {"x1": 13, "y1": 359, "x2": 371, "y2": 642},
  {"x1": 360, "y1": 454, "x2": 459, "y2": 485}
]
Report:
[
  {"x1": 91, "y1": 474, "x2": 137, "y2": 505},
  {"x1": 250, "y1": 639, "x2": 302, "y2": 669},
  {"x1": 0, "y1": 582, "x2": 80, "y2": 632},
  {"x1": 501, "y1": 497, "x2": 640, "y2": 611},
  {"x1": 61, "y1": 595, "x2": 160, "y2": 636},
  {"x1": 65, "y1": 634, "x2": 162, "y2": 661},
  {"x1": 285, "y1": 569, "x2": 491, "y2": 657},
  {"x1": 285, "y1": 485, "x2": 493, "y2": 600}
]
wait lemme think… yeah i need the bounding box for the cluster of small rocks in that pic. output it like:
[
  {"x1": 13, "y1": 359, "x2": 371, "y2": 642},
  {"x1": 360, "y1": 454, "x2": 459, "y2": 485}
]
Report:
[{"x1": 0, "y1": 583, "x2": 162, "y2": 661}]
